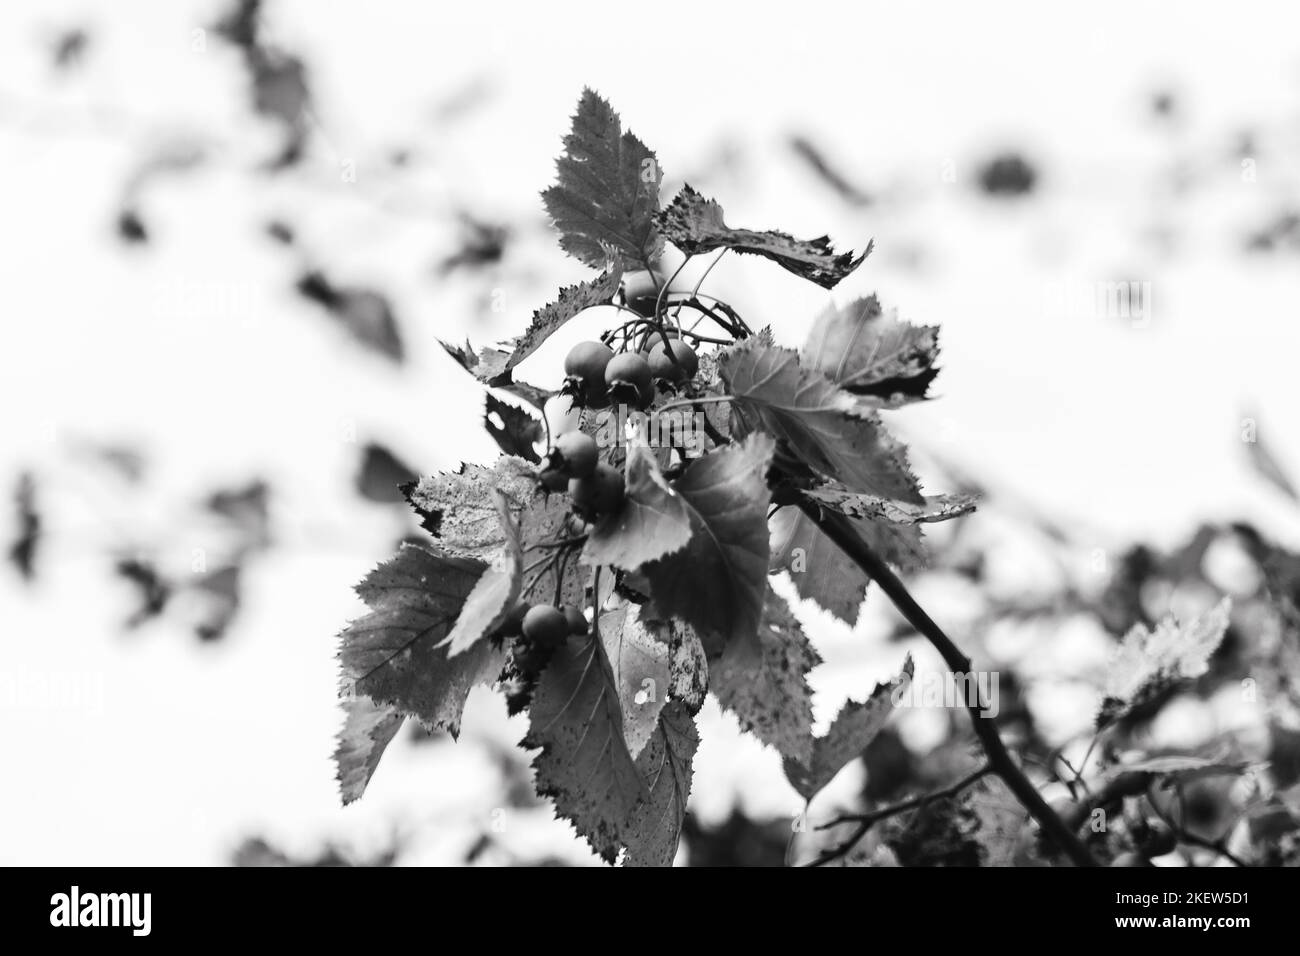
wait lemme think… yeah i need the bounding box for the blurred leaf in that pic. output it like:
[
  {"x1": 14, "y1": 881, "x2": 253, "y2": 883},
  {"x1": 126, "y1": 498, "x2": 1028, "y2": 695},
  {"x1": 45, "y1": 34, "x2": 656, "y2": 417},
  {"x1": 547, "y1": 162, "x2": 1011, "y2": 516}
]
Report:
[
  {"x1": 1098, "y1": 599, "x2": 1232, "y2": 729},
  {"x1": 658, "y1": 184, "x2": 869, "y2": 289},
  {"x1": 789, "y1": 135, "x2": 872, "y2": 206},
  {"x1": 192, "y1": 564, "x2": 241, "y2": 641},
  {"x1": 296, "y1": 272, "x2": 404, "y2": 363},
  {"x1": 542, "y1": 88, "x2": 663, "y2": 270},
  {"x1": 8, "y1": 472, "x2": 40, "y2": 582},
  {"x1": 115, "y1": 557, "x2": 171, "y2": 628},
  {"x1": 1244, "y1": 419, "x2": 1299, "y2": 503},
  {"x1": 976, "y1": 152, "x2": 1037, "y2": 197},
  {"x1": 356, "y1": 444, "x2": 418, "y2": 504}
]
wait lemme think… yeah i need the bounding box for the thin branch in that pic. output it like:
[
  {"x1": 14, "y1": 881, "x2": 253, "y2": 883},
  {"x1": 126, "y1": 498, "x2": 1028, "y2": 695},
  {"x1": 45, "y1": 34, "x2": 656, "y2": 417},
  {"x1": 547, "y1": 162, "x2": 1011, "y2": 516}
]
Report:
[
  {"x1": 807, "y1": 764, "x2": 993, "y2": 866},
  {"x1": 796, "y1": 498, "x2": 1099, "y2": 867}
]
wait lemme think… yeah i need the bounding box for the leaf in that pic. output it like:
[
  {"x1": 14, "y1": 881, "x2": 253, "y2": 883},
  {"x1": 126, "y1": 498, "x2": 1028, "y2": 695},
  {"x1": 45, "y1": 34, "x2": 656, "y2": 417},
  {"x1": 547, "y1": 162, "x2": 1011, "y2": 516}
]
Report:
[
  {"x1": 1244, "y1": 417, "x2": 1299, "y2": 503},
  {"x1": 506, "y1": 266, "x2": 622, "y2": 370},
  {"x1": 802, "y1": 295, "x2": 940, "y2": 406},
  {"x1": 583, "y1": 439, "x2": 693, "y2": 570},
  {"x1": 335, "y1": 696, "x2": 404, "y2": 805},
  {"x1": 296, "y1": 272, "x2": 404, "y2": 362},
  {"x1": 712, "y1": 587, "x2": 821, "y2": 765},
  {"x1": 657, "y1": 184, "x2": 869, "y2": 289},
  {"x1": 1098, "y1": 754, "x2": 1255, "y2": 789},
  {"x1": 597, "y1": 602, "x2": 672, "y2": 759},
  {"x1": 624, "y1": 701, "x2": 698, "y2": 867},
  {"x1": 667, "y1": 622, "x2": 709, "y2": 714},
  {"x1": 784, "y1": 656, "x2": 913, "y2": 801},
  {"x1": 442, "y1": 339, "x2": 553, "y2": 410},
  {"x1": 355, "y1": 443, "x2": 418, "y2": 504},
  {"x1": 769, "y1": 507, "x2": 870, "y2": 626},
  {"x1": 718, "y1": 339, "x2": 922, "y2": 502},
  {"x1": 643, "y1": 434, "x2": 776, "y2": 657},
  {"x1": 805, "y1": 485, "x2": 977, "y2": 524},
  {"x1": 483, "y1": 393, "x2": 542, "y2": 463},
  {"x1": 338, "y1": 544, "x2": 507, "y2": 732},
  {"x1": 542, "y1": 88, "x2": 663, "y2": 270},
  {"x1": 403, "y1": 458, "x2": 538, "y2": 559},
  {"x1": 1097, "y1": 598, "x2": 1232, "y2": 728},
  {"x1": 524, "y1": 633, "x2": 646, "y2": 862},
  {"x1": 441, "y1": 510, "x2": 522, "y2": 657}
]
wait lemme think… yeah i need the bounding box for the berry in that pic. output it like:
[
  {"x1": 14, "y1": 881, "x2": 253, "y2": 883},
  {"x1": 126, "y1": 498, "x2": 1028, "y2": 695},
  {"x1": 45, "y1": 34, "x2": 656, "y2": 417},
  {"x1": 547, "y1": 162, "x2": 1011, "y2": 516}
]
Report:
[
  {"x1": 564, "y1": 341, "x2": 614, "y2": 390},
  {"x1": 569, "y1": 463, "x2": 625, "y2": 519},
  {"x1": 551, "y1": 431, "x2": 598, "y2": 478},
  {"x1": 522, "y1": 605, "x2": 570, "y2": 647},
  {"x1": 562, "y1": 605, "x2": 588, "y2": 635},
  {"x1": 539, "y1": 467, "x2": 569, "y2": 493},
  {"x1": 604, "y1": 353, "x2": 652, "y2": 402},
  {"x1": 621, "y1": 269, "x2": 662, "y2": 302},
  {"x1": 646, "y1": 339, "x2": 698, "y2": 383}
]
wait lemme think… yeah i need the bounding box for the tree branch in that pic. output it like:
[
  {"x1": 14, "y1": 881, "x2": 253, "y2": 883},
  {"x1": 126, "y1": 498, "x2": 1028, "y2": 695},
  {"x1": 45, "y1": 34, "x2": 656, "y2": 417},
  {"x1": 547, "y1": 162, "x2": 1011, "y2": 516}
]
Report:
[
  {"x1": 797, "y1": 499, "x2": 1099, "y2": 867},
  {"x1": 808, "y1": 764, "x2": 992, "y2": 866}
]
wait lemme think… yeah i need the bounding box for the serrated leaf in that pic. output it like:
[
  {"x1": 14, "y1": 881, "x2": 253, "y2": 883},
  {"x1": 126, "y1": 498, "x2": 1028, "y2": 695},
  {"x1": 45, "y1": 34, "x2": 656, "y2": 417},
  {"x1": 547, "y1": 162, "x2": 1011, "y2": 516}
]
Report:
[
  {"x1": 583, "y1": 439, "x2": 692, "y2": 570},
  {"x1": 335, "y1": 696, "x2": 404, "y2": 805},
  {"x1": 404, "y1": 458, "x2": 537, "y2": 558},
  {"x1": 624, "y1": 701, "x2": 698, "y2": 867},
  {"x1": 338, "y1": 544, "x2": 507, "y2": 732},
  {"x1": 484, "y1": 393, "x2": 542, "y2": 463},
  {"x1": 784, "y1": 656, "x2": 913, "y2": 801},
  {"x1": 506, "y1": 266, "x2": 622, "y2": 370},
  {"x1": 802, "y1": 295, "x2": 940, "y2": 406},
  {"x1": 718, "y1": 339, "x2": 922, "y2": 502},
  {"x1": 542, "y1": 88, "x2": 663, "y2": 270},
  {"x1": 712, "y1": 587, "x2": 821, "y2": 765},
  {"x1": 525, "y1": 633, "x2": 646, "y2": 863},
  {"x1": 770, "y1": 501, "x2": 926, "y2": 625},
  {"x1": 1097, "y1": 598, "x2": 1232, "y2": 728},
  {"x1": 806, "y1": 485, "x2": 977, "y2": 524},
  {"x1": 657, "y1": 184, "x2": 869, "y2": 289},
  {"x1": 643, "y1": 434, "x2": 775, "y2": 657},
  {"x1": 441, "y1": 519, "x2": 522, "y2": 656},
  {"x1": 597, "y1": 602, "x2": 672, "y2": 759}
]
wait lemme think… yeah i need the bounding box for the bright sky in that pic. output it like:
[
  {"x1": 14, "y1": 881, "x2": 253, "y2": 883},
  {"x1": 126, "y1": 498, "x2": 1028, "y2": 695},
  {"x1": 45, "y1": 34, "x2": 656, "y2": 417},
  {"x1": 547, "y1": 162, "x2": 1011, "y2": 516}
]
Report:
[{"x1": 2, "y1": 0, "x2": 1299, "y2": 865}]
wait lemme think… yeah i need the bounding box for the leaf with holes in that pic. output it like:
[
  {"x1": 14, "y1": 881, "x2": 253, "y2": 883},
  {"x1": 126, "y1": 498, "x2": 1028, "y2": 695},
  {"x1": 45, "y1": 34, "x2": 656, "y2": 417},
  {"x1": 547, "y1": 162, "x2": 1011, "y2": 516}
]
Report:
[
  {"x1": 337, "y1": 544, "x2": 507, "y2": 733},
  {"x1": 803, "y1": 295, "x2": 940, "y2": 406},
  {"x1": 719, "y1": 339, "x2": 922, "y2": 502},
  {"x1": 657, "y1": 184, "x2": 869, "y2": 289},
  {"x1": 712, "y1": 587, "x2": 820, "y2": 765},
  {"x1": 542, "y1": 89, "x2": 663, "y2": 270},
  {"x1": 643, "y1": 434, "x2": 775, "y2": 657},
  {"x1": 784, "y1": 656, "x2": 913, "y2": 800},
  {"x1": 584, "y1": 439, "x2": 692, "y2": 570},
  {"x1": 484, "y1": 393, "x2": 542, "y2": 463}
]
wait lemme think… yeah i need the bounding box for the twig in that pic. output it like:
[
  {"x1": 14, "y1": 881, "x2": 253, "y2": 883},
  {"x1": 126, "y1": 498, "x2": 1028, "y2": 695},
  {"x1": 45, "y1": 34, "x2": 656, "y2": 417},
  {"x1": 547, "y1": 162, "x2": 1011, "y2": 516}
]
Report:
[
  {"x1": 796, "y1": 498, "x2": 1099, "y2": 867},
  {"x1": 807, "y1": 764, "x2": 993, "y2": 866}
]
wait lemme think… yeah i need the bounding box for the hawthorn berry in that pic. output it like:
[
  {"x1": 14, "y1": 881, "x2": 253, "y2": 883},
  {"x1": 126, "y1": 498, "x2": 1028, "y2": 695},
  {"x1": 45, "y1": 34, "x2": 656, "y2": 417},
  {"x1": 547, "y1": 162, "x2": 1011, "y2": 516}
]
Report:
[
  {"x1": 522, "y1": 604, "x2": 570, "y2": 647},
  {"x1": 564, "y1": 341, "x2": 614, "y2": 404},
  {"x1": 551, "y1": 431, "x2": 598, "y2": 478},
  {"x1": 539, "y1": 467, "x2": 569, "y2": 493},
  {"x1": 561, "y1": 605, "x2": 588, "y2": 635},
  {"x1": 569, "y1": 462, "x2": 625, "y2": 519},
  {"x1": 604, "y1": 353, "x2": 652, "y2": 403},
  {"x1": 495, "y1": 601, "x2": 530, "y2": 637},
  {"x1": 1135, "y1": 820, "x2": 1176, "y2": 857},
  {"x1": 646, "y1": 339, "x2": 698, "y2": 383}
]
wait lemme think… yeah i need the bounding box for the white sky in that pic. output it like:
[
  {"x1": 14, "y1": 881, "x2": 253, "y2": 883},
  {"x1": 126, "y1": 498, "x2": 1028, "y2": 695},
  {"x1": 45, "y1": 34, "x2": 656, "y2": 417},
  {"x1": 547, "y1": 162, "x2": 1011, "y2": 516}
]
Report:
[{"x1": 2, "y1": 0, "x2": 1299, "y2": 865}]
